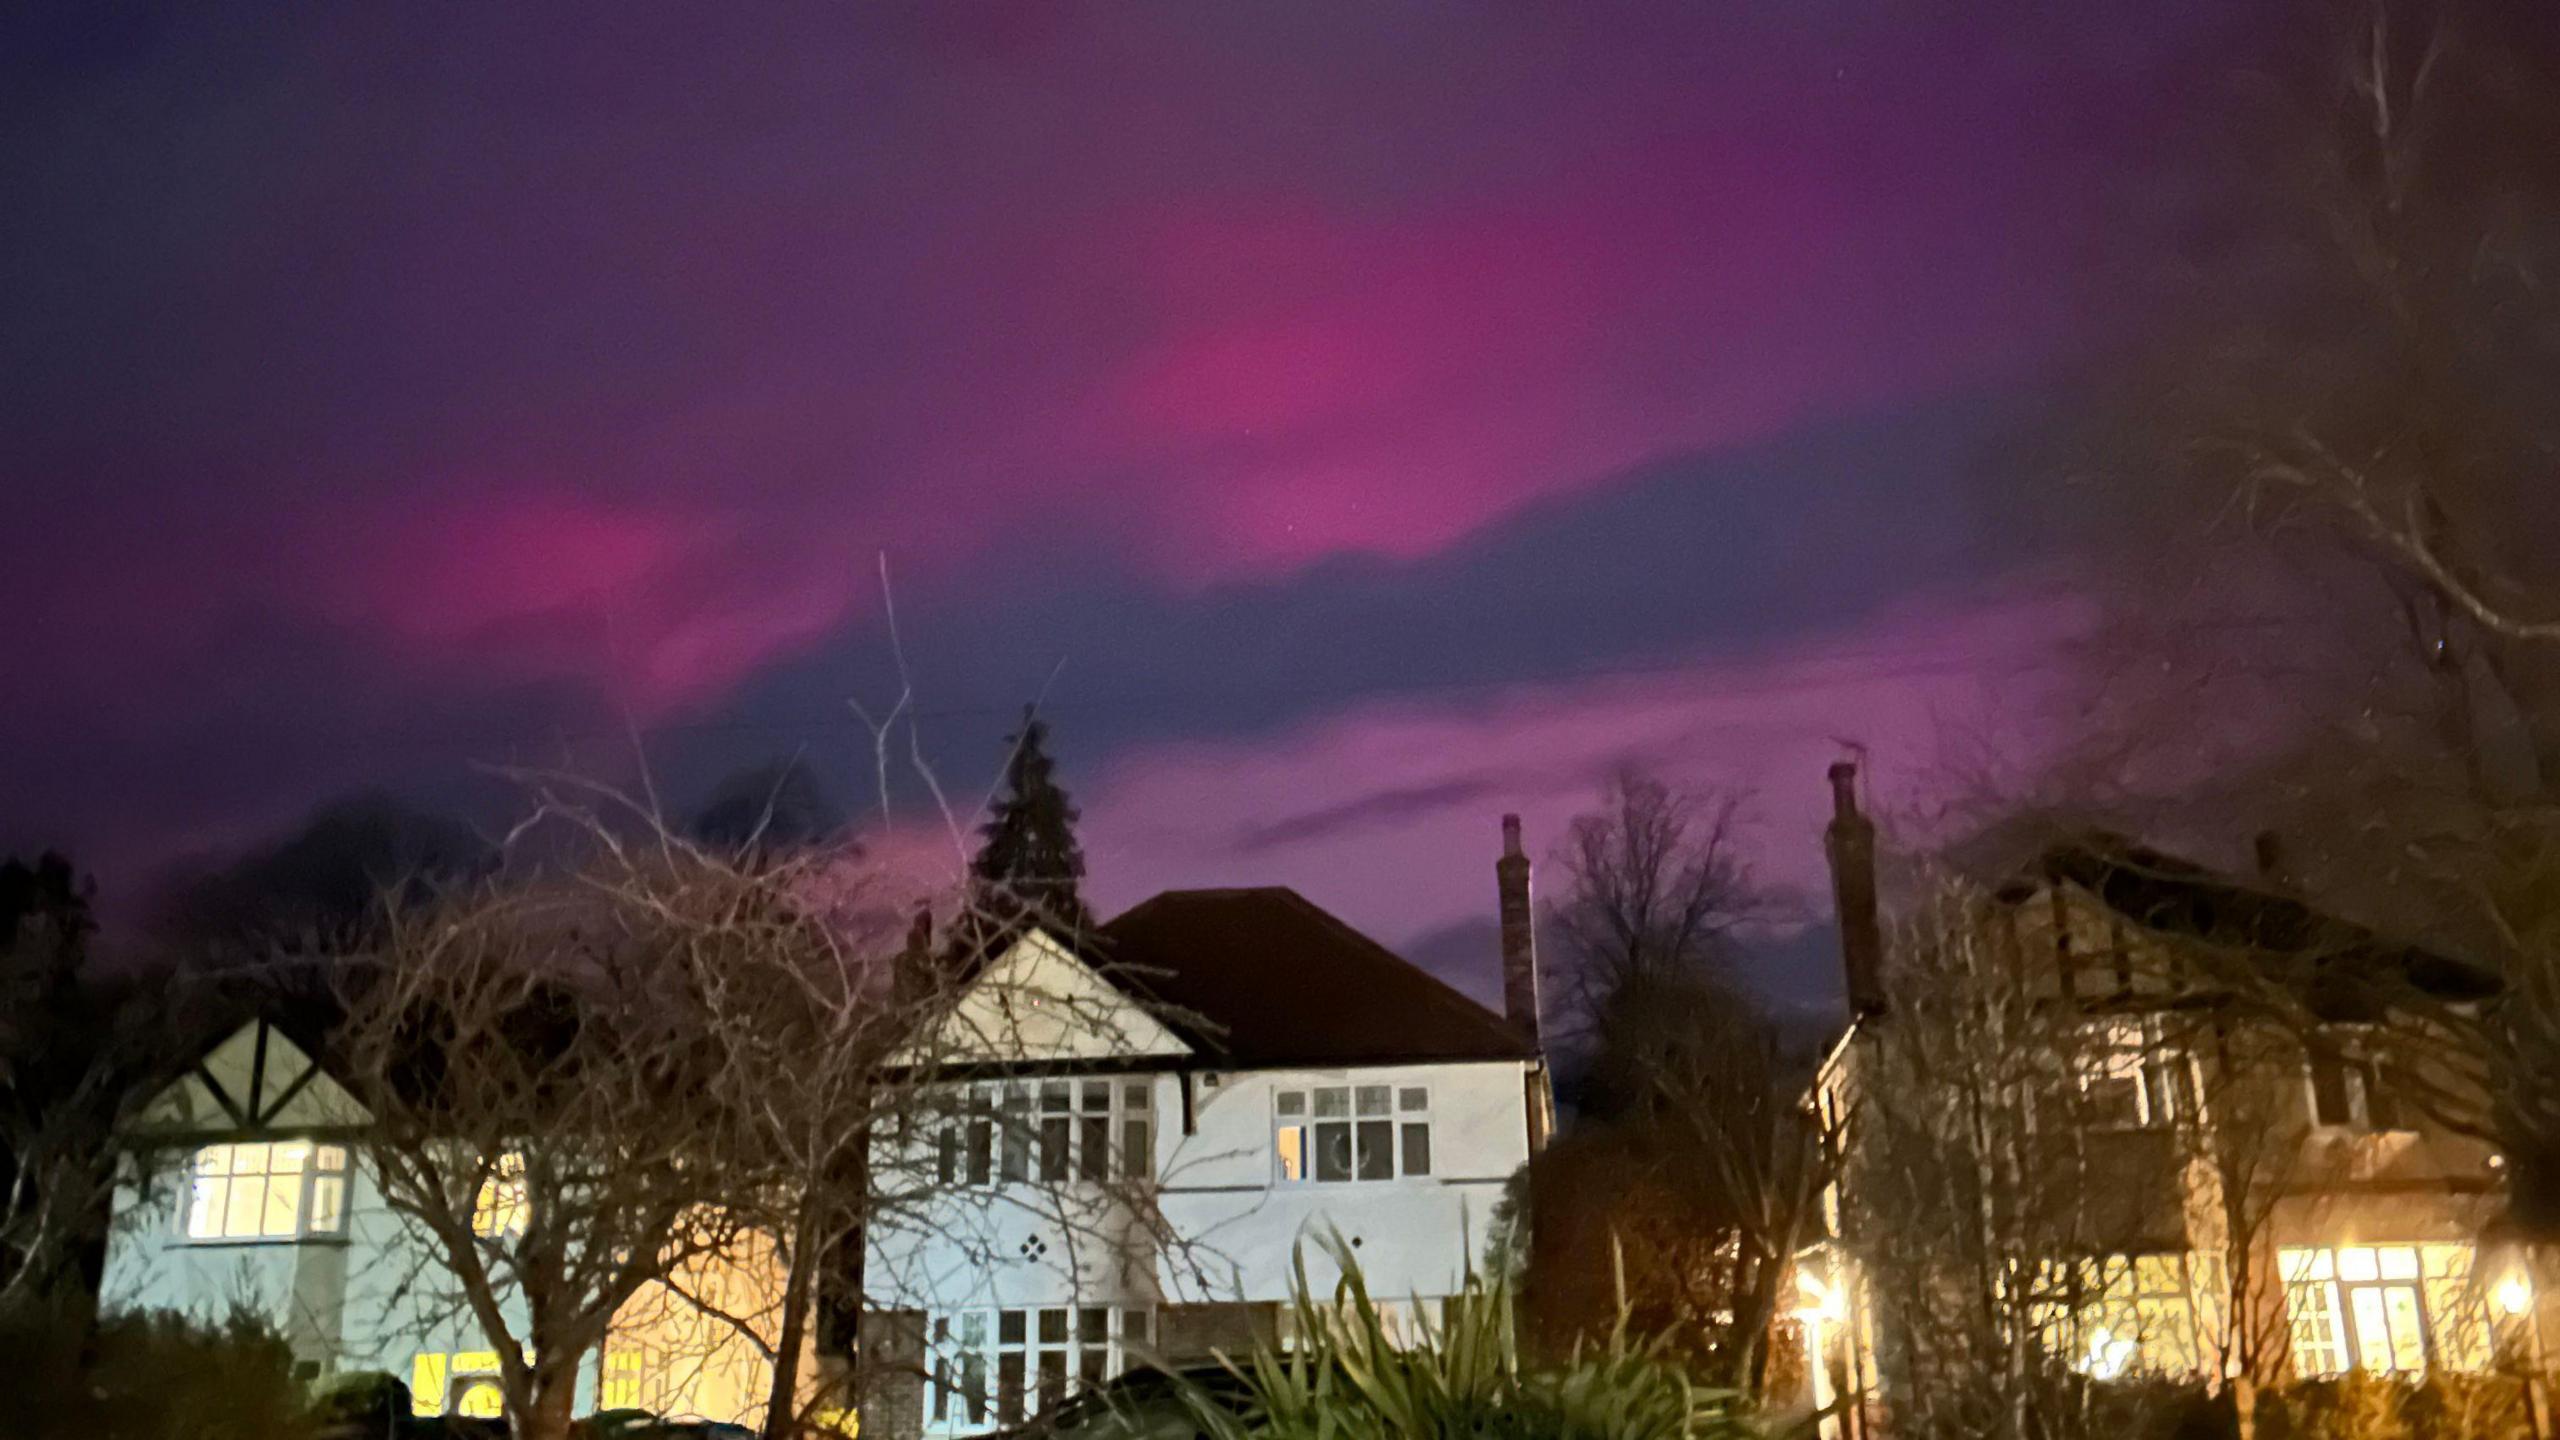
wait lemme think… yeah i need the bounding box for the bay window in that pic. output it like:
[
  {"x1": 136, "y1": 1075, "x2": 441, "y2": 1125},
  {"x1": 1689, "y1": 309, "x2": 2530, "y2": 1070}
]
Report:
[
  {"x1": 937, "y1": 1078, "x2": 1153, "y2": 1187},
  {"x1": 2280, "y1": 1244, "x2": 2491, "y2": 1377},
  {"x1": 182, "y1": 1139, "x2": 349, "y2": 1241},
  {"x1": 925, "y1": 1306, "x2": 1153, "y2": 1433}
]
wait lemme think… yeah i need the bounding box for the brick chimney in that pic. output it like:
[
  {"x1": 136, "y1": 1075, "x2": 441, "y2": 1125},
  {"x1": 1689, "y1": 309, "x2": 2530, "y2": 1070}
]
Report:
[
  {"x1": 893, "y1": 902, "x2": 936, "y2": 1008},
  {"x1": 1823, "y1": 762, "x2": 1886, "y2": 1018},
  {"x1": 1496, "y1": 814, "x2": 1541, "y2": 1047}
]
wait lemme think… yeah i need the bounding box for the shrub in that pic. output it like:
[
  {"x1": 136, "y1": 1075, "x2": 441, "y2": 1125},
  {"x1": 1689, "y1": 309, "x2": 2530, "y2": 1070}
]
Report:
[
  {"x1": 2255, "y1": 1372, "x2": 2531, "y2": 1440},
  {"x1": 0, "y1": 1298, "x2": 320, "y2": 1440},
  {"x1": 1177, "y1": 1243, "x2": 1758, "y2": 1440}
]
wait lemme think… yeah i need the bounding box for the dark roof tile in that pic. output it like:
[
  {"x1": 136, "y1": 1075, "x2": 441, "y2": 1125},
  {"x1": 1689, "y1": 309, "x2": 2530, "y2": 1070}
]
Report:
[{"x1": 1098, "y1": 887, "x2": 1535, "y2": 1068}]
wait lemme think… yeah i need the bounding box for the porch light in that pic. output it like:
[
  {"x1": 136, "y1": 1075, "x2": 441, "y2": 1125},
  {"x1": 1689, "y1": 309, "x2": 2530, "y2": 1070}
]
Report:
[{"x1": 2499, "y1": 1272, "x2": 2535, "y2": 1318}]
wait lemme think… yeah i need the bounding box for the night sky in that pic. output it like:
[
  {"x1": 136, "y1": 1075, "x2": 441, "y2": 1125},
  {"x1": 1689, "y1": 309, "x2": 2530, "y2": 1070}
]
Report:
[{"x1": 3, "y1": 3, "x2": 2255, "y2": 1009}]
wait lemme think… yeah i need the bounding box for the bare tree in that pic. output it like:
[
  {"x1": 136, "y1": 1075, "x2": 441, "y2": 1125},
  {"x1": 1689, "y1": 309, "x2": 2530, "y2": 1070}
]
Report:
[{"x1": 1541, "y1": 773, "x2": 1819, "y2": 1396}]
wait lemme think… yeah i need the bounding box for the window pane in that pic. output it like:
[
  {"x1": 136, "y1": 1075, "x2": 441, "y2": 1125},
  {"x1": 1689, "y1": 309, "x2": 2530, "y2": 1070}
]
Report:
[
  {"x1": 1081, "y1": 1081, "x2": 1111, "y2": 1112},
  {"x1": 1356, "y1": 1120, "x2": 1394, "y2": 1181},
  {"x1": 1121, "y1": 1120, "x2": 1151, "y2": 1180},
  {"x1": 937, "y1": 1128, "x2": 959, "y2": 1184},
  {"x1": 1398, "y1": 1087, "x2": 1428, "y2": 1112},
  {"x1": 1276, "y1": 1091, "x2": 1306, "y2": 1117},
  {"x1": 315, "y1": 1145, "x2": 348, "y2": 1173},
  {"x1": 2338, "y1": 1248, "x2": 2379, "y2": 1283},
  {"x1": 963, "y1": 1354, "x2": 989, "y2": 1425},
  {"x1": 967, "y1": 1120, "x2": 994, "y2": 1186},
  {"x1": 1041, "y1": 1082, "x2": 1072, "y2": 1112},
  {"x1": 1122, "y1": 1309, "x2": 1151, "y2": 1345},
  {"x1": 224, "y1": 1175, "x2": 268, "y2": 1238},
  {"x1": 1401, "y1": 1123, "x2": 1433, "y2": 1177},
  {"x1": 1356, "y1": 1086, "x2": 1391, "y2": 1116},
  {"x1": 230, "y1": 1142, "x2": 269, "y2": 1176},
  {"x1": 999, "y1": 1310, "x2": 1026, "y2": 1345},
  {"x1": 1039, "y1": 1308, "x2": 1068, "y2": 1344},
  {"x1": 1041, "y1": 1117, "x2": 1073, "y2": 1181},
  {"x1": 2382, "y1": 1287, "x2": 2426, "y2": 1371},
  {"x1": 1078, "y1": 1347, "x2": 1106, "y2": 1389},
  {"x1": 2349, "y1": 1287, "x2": 2393, "y2": 1372},
  {"x1": 1036, "y1": 1350, "x2": 1067, "y2": 1412},
  {"x1": 1078, "y1": 1307, "x2": 1107, "y2": 1340},
  {"x1": 2362, "y1": 1064, "x2": 2401, "y2": 1130},
  {"x1": 270, "y1": 1141, "x2": 309, "y2": 1176},
  {"x1": 263, "y1": 1171, "x2": 302, "y2": 1235},
  {"x1": 1001, "y1": 1117, "x2": 1031, "y2": 1183},
  {"x1": 2378, "y1": 1248, "x2": 2418, "y2": 1281},
  {"x1": 1079, "y1": 1118, "x2": 1112, "y2": 1181},
  {"x1": 2310, "y1": 1053, "x2": 2353, "y2": 1126},
  {"x1": 195, "y1": 1146, "x2": 228, "y2": 1177},
  {"x1": 187, "y1": 1176, "x2": 226, "y2": 1238},
  {"x1": 1315, "y1": 1122, "x2": 1353, "y2": 1182},
  {"x1": 1123, "y1": 1082, "x2": 1151, "y2": 1109},
  {"x1": 310, "y1": 1176, "x2": 345, "y2": 1234},
  {"x1": 1314, "y1": 1088, "x2": 1350, "y2": 1118},
  {"x1": 1276, "y1": 1125, "x2": 1306, "y2": 1182}
]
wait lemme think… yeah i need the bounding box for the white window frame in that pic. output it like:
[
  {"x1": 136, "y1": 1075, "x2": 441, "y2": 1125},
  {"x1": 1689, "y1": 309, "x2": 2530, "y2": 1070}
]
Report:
[
  {"x1": 924, "y1": 1305, "x2": 1154, "y2": 1434},
  {"x1": 180, "y1": 1139, "x2": 350, "y2": 1242},
  {"x1": 938, "y1": 1077, "x2": 1153, "y2": 1188},
  {"x1": 2303, "y1": 1035, "x2": 2406, "y2": 1134},
  {"x1": 2280, "y1": 1244, "x2": 2484, "y2": 1377},
  {"x1": 1273, "y1": 1082, "x2": 1432, "y2": 1185},
  {"x1": 2064, "y1": 1018, "x2": 2192, "y2": 1131}
]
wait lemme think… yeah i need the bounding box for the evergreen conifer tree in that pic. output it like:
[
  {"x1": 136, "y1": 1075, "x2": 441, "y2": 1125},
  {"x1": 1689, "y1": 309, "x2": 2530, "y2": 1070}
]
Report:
[{"x1": 968, "y1": 707, "x2": 1089, "y2": 933}]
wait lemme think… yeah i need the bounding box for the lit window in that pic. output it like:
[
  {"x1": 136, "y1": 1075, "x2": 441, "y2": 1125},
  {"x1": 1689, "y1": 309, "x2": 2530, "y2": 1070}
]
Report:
[
  {"x1": 927, "y1": 1307, "x2": 1151, "y2": 1433},
  {"x1": 2030, "y1": 1253, "x2": 2201, "y2": 1378},
  {"x1": 411, "y1": 1350, "x2": 507, "y2": 1418},
  {"x1": 1273, "y1": 1086, "x2": 1430, "y2": 1184},
  {"x1": 473, "y1": 1153, "x2": 530, "y2": 1238},
  {"x1": 599, "y1": 1349, "x2": 645, "y2": 1409},
  {"x1": 181, "y1": 1140, "x2": 351, "y2": 1242},
  {"x1": 2280, "y1": 1244, "x2": 2479, "y2": 1376}
]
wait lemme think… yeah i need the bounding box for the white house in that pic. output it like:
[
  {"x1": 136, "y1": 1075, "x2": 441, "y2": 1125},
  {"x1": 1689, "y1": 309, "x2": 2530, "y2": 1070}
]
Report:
[
  {"x1": 861, "y1": 821, "x2": 1552, "y2": 1440},
  {"x1": 97, "y1": 820, "x2": 1551, "y2": 1436},
  {"x1": 97, "y1": 1013, "x2": 783, "y2": 1424}
]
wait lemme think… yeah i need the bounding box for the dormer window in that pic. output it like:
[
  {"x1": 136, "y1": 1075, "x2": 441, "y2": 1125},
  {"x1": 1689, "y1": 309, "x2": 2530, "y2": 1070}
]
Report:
[{"x1": 182, "y1": 1140, "x2": 349, "y2": 1241}]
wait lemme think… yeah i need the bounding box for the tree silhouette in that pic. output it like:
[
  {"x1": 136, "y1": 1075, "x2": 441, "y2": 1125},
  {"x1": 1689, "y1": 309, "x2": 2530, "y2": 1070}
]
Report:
[{"x1": 968, "y1": 707, "x2": 1090, "y2": 934}]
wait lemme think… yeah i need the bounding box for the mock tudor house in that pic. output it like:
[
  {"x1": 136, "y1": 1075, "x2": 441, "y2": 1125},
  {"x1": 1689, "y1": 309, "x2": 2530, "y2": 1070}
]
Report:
[
  {"x1": 95, "y1": 1011, "x2": 788, "y2": 1422},
  {"x1": 1803, "y1": 763, "x2": 2546, "y2": 1438},
  {"x1": 858, "y1": 823, "x2": 1555, "y2": 1439},
  {"x1": 95, "y1": 820, "x2": 1552, "y2": 1434}
]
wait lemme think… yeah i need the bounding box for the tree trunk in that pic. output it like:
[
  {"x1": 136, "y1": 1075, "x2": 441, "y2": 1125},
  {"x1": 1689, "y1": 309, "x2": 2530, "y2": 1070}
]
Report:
[
  {"x1": 762, "y1": 1207, "x2": 823, "y2": 1440},
  {"x1": 517, "y1": 1374, "x2": 580, "y2": 1440}
]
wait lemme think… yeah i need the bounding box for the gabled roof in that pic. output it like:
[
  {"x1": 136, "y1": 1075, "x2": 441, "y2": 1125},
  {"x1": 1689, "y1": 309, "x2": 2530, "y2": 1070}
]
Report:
[
  {"x1": 1098, "y1": 887, "x2": 1536, "y2": 1068},
  {"x1": 2006, "y1": 833, "x2": 2499, "y2": 1010}
]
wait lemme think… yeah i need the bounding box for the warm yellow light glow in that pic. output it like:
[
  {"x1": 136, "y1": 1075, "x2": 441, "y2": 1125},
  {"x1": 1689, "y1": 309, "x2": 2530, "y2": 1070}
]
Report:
[
  {"x1": 1795, "y1": 1272, "x2": 1844, "y2": 1326},
  {"x1": 2499, "y1": 1272, "x2": 2535, "y2": 1318}
]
